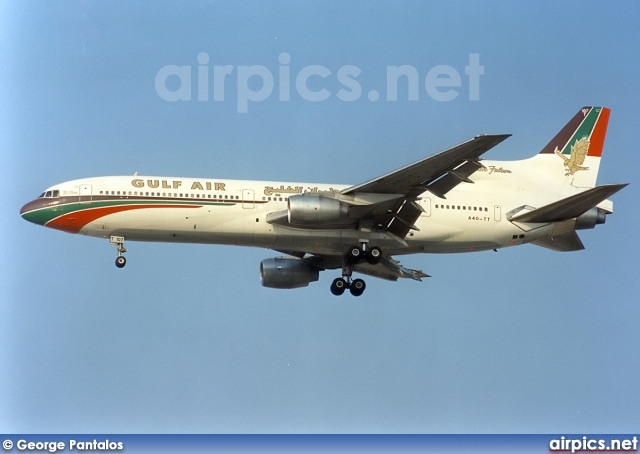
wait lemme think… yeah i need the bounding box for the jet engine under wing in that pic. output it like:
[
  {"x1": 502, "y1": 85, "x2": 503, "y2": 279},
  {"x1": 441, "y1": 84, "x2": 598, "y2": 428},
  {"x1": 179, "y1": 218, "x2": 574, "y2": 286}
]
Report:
[{"x1": 341, "y1": 134, "x2": 511, "y2": 199}]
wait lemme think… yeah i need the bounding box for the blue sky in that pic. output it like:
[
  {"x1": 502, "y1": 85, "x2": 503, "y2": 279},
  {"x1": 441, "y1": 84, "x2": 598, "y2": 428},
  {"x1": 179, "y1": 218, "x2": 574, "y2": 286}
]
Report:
[{"x1": 1, "y1": 0, "x2": 639, "y2": 433}]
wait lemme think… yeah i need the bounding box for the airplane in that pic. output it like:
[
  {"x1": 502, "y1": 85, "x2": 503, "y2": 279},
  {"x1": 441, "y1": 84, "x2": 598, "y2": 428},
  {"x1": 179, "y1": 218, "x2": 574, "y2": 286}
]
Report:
[{"x1": 20, "y1": 106, "x2": 627, "y2": 296}]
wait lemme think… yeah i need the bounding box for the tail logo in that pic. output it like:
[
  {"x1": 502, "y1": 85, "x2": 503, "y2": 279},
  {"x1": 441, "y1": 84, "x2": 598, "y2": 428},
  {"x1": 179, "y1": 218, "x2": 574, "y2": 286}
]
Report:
[{"x1": 554, "y1": 137, "x2": 590, "y2": 176}]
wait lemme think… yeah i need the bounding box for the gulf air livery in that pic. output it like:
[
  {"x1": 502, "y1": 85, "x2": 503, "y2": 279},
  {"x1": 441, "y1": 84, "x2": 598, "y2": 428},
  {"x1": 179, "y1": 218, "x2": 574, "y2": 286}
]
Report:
[{"x1": 20, "y1": 107, "x2": 626, "y2": 296}]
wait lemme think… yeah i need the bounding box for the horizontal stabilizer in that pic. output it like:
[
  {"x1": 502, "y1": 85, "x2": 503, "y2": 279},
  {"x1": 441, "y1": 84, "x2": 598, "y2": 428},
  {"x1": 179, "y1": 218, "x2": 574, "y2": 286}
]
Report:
[
  {"x1": 532, "y1": 231, "x2": 585, "y2": 252},
  {"x1": 510, "y1": 184, "x2": 627, "y2": 223}
]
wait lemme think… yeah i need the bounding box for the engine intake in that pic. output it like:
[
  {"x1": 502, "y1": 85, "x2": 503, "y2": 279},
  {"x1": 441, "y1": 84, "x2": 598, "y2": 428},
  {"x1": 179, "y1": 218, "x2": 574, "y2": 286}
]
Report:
[
  {"x1": 260, "y1": 257, "x2": 320, "y2": 289},
  {"x1": 287, "y1": 195, "x2": 348, "y2": 226}
]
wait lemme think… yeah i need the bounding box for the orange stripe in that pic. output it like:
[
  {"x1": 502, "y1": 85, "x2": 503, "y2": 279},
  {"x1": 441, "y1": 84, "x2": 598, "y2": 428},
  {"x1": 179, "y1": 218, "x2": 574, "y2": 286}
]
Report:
[
  {"x1": 45, "y1": 204, "x2": 200, "y2": 234},
  {"x1": 588, "y1": 107, "x2": 610, "y2": 157}
]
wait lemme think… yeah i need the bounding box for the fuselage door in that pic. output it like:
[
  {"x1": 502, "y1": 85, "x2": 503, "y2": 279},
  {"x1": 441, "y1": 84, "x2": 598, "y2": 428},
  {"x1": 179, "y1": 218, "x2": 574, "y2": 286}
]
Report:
[
  {"x1": 242, "y1": 189, "x2": 255, "y2": 209},
  {"x1": 494, "y1": 205, "x2": 501, "y2": 221},
  {"x1": 79, "y1": 184, "x2": 92, "y2": 203}
]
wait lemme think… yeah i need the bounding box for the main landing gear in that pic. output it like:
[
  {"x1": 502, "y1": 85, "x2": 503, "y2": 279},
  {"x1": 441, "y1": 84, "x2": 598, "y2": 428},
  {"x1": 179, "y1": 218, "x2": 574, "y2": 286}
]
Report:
[
  {"x1": 110, "y1": 236, "x2": 127, "y2": 268},
  {"x1": 330, "y1": 244, "x2": 383, "y2": 297}
]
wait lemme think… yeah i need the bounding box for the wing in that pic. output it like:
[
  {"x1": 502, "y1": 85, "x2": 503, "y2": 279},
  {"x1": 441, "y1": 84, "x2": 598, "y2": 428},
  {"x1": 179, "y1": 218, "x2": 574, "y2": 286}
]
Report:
[
  {"x1": 305, "y1": 254, "x2": 429, "y2": 282},
  {"x1": 267, "y1": 134, "x2": 510, "y2": 242},
  {"x1": 342, "y1": 134, "x2": 510, "y2": 198},
  {"x1": 269, "y1": 135, "x2": 512, "y2": 286},
  {"x1": 344, "y1": 134, "x2": 510, "y2": 239},
  {"x1": 354, "y1": 256, "x2": 430, "y2": 281}
]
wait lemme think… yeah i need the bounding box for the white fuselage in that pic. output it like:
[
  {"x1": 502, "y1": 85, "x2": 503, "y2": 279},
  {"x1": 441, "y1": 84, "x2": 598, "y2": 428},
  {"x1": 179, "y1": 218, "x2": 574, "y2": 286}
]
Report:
[{"x1": 37, "y1": 155, "x2": 583, "y2": 257}]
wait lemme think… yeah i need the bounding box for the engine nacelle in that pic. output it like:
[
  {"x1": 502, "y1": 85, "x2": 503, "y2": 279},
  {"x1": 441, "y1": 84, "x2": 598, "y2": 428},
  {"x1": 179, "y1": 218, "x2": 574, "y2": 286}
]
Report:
[
  {"x1": 260, "y1": 257, "x2": 320, "y2": 289},
  {"x1": 287, "y1": 195, "x2": 348, "y2": 226},
  {"x1": 575, "y1": 207, "x2": 607, "y2": 230}
]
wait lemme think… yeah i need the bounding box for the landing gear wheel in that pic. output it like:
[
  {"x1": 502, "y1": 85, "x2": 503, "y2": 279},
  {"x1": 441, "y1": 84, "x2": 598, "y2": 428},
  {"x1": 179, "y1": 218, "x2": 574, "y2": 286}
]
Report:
[
  {"x1": 330, "y1": 277, "x2": 347, "y2": 296},
  {"x1": 346, "y1": 246, "x2": 362, "y2": 264},
  {"x1": 366, "y1": 247, "x2": 382, "y2": 264},
  {"x1": 110, "y1": 236, "x2": 127, "y2": 269},
  {"x1": 350, "y1": 278, "x2": 366, "y2": 297}
]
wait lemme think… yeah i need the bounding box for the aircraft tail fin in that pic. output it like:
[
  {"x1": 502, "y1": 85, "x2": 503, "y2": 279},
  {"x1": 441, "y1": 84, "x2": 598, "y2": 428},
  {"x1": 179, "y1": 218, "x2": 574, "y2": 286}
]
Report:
[{"x1": 536, "y1": 106, "x2": 611, "y2": 189}]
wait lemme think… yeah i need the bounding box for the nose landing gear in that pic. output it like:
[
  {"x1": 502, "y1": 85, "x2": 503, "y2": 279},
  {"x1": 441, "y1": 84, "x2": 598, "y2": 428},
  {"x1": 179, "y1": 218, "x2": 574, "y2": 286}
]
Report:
[{"x1": 110, "y1": 236, "x2": 127, "y2": 268}]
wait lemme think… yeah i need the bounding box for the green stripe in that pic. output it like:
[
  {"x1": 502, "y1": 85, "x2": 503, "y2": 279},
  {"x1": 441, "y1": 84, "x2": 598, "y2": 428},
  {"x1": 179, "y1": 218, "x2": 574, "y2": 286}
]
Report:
[
  {"x1": 22, "y1": 199, "x2": 235, "y2": 226},
  {"x1": 560, "y1": 108, "x2": 599, "y2": 155}
]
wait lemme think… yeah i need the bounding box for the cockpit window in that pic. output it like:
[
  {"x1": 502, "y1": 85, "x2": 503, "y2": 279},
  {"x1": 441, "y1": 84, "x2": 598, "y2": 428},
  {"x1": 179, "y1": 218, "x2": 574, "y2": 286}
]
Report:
[{"x1": 39, "y1": 190, "x2": 60, "y2": 199}]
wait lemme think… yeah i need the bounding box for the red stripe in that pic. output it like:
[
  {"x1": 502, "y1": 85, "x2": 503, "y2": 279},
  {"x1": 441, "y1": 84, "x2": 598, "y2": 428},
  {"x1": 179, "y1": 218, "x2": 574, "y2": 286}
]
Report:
[
  {"x1": 588, "y1": 107, "x2": 610, "y2": 157},
  {"x1": 46, "y1": 204, "x2": 200, "y2": 234}
]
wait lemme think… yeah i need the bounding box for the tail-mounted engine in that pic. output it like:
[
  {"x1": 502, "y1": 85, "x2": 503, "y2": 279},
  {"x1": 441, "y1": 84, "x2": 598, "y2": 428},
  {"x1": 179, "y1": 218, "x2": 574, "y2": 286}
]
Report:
[{"x1": 575, "y1": 207, "x2": 607, "y2": 230}]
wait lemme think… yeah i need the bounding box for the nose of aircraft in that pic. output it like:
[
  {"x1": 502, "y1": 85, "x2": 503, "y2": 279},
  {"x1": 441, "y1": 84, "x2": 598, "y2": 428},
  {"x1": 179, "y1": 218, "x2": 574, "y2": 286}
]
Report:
[{"x1": 20, "y1": 198, "x2": 48, "y2": 226}]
